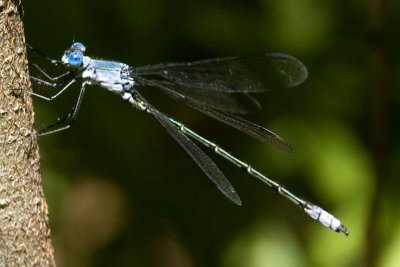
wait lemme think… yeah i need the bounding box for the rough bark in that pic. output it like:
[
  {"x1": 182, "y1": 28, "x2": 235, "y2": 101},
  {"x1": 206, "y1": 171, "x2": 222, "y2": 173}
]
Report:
[{"x1": 0, "y1": 1, "x2": 56, "y2": 265}]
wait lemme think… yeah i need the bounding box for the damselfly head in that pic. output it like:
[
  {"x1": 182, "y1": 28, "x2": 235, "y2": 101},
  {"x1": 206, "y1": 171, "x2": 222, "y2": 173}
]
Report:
[{"x1": 61, "y1": 42, "x2": 86, "y2": 68}]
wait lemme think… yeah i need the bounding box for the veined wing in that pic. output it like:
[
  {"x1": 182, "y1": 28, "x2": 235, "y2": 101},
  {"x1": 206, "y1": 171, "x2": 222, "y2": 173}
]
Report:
[
  {"x1": 131, "y1": 53, "x2": 308, "y2": 93},
  {"x1": 135, "y1": 77, "x2": 294, "y2": 151},
  {"x1": 147, "y1": 103, "x2": 242, "y2": 205}
]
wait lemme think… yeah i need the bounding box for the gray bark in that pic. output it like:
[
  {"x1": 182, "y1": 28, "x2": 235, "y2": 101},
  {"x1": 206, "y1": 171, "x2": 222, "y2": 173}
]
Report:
[{"x1": 0, "y1": 1, "x2": 56, "y2": 265}]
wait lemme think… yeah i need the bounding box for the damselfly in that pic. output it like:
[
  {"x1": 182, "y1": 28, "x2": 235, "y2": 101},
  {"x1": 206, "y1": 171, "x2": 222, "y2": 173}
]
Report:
[{"x1": 28, "y1": 42, "x2": 348, "y2": 235}]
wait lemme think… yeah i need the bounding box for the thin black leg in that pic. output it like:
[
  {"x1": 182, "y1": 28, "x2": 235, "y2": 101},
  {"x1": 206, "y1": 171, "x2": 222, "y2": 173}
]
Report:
[
  {"x1": 26, "y1": 43, "x2": 61, "y2": 65},
  {"x1": 38, "y1": 82, "x2": 87, "y2": 136},
  {"x1": 29, "y1": 78, "x2": 77, "y2": 101},
  {"x1": 29, "y1": 62, "x2": 75, "y2": 82}
]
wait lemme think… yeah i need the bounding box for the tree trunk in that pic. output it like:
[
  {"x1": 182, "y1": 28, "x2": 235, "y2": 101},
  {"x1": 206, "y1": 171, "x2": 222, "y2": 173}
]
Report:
[{"x1": 0, "y1": 1, "x2": 56, "y2": 265}]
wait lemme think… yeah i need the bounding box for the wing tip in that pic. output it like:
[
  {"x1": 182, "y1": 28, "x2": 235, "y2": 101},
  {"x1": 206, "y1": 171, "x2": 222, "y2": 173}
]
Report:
[
  {"x1": 226, "y1": 190, "x2": 242, "y2": 206},
  {"x1": 232, "y1": 195, "x2": 242, "y2": 206}
]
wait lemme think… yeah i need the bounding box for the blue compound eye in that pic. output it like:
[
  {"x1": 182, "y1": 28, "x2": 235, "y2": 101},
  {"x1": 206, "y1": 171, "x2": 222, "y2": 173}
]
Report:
[{"x1": 68, "y1": 51, "x2": 83, "y2": 67}]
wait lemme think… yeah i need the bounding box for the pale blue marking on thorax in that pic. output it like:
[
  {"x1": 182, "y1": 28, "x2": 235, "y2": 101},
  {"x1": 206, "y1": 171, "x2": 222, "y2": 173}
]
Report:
[
  {"x1": 82, "y1": 57, "x2": 133, "y2": 94},
  {"x1": 90, "y1": 59, "x2": 125, "y2": 71}
]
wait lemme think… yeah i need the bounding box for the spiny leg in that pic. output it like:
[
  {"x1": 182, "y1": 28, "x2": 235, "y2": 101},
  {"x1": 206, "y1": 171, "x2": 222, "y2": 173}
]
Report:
[
  {"x1": 25, "y1": 44, "x2": 88, "y2": 135},
  {"x1": 30, "y1": 62, "x2": 75, "y2": 82},
  {"x1": 26, "y1": 43, "x2": 61, "y2": 65},
  {"x1": 26, "y1": 43, "x2": 79, "y2": 87},
  {"x1": 26, "y1": 44, "x2": 77, "y2": 98},
  {"x1": 29, "y1": 78, "x2": 77, "y2": 101},
  {"x1": 20, "y1": 77, "x2": 79, "y2": 147},
  {"x1": 38, "y1": 82, "x2": 87, "y2": 136},
  {"x1": 15, "y1": 55, "x2": 78, "y2": 98},
  {"x1": 11, "y1": 74, "x2": 73, "y2": 99}
]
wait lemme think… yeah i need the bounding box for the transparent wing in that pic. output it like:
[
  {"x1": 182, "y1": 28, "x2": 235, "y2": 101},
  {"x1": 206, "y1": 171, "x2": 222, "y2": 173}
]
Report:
[
  {"x1": 131, "y1": 53, "x2": 308, "y2": 93},
  {"x1": 135, "y1": 77, "x2": 294, "y2": 151},
  {"x1": 148, "y1": 104, "x2": 242, "y2": 205}
]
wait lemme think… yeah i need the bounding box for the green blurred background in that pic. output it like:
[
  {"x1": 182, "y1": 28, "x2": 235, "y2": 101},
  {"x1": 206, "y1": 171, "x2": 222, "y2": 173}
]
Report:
[{"x1": 22, "y1": 0, "x2": 399, "y2": 266}]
